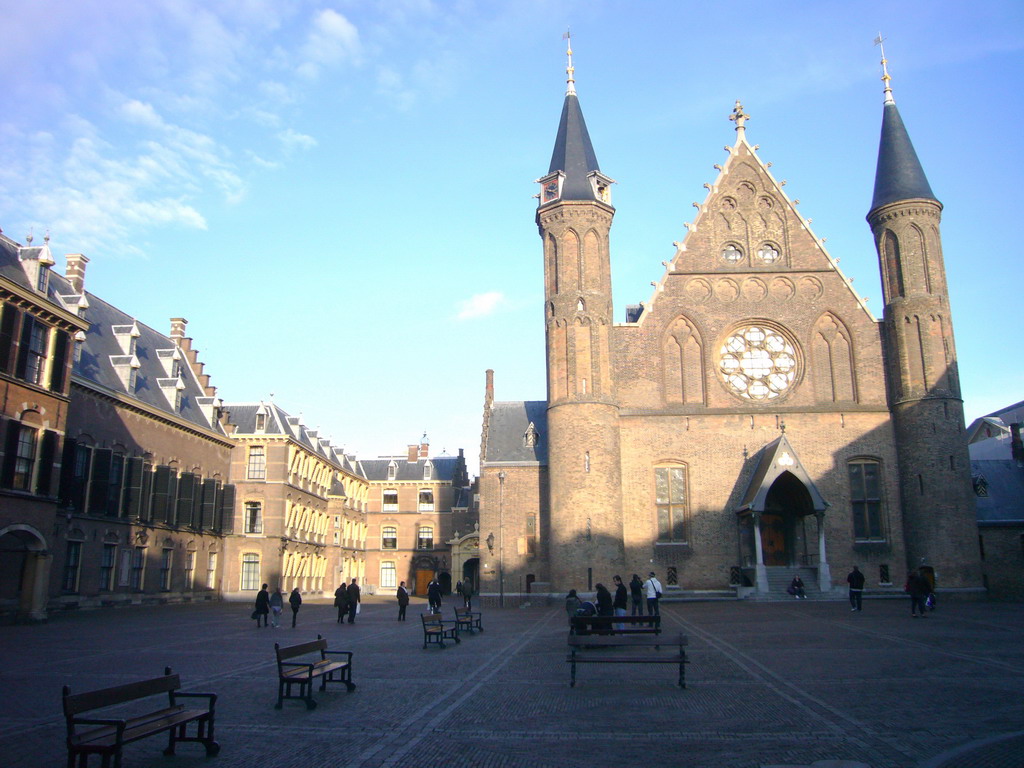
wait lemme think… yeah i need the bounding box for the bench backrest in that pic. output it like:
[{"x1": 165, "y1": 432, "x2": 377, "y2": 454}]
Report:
[
  {"x1": 63, "y1": 668, "x2": 179, "y2": 717},
  {"x1": 421, "y1": 613, "x2": 443, "y2": 626},
  {"x1": 275, "y1": 636, "x2": 327, "y2": 663},
  {"x1": 571, "y1": 614, "x2": 660, "y2": 631}
]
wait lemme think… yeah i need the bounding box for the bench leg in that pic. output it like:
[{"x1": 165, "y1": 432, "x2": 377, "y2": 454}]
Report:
[
  {"x1": 163, "y1": 724, "x2": 177, "y2": 756},
  {"x1": 570, "y1": 652, "x2": 577, "y2": 687}
]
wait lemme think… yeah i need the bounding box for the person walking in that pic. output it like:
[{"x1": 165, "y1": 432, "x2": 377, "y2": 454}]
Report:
[
  {"x1": 595, "y1": 583, "x2": 614, "y2": 617},
  {"x1": 427, "y1": 578, "x2": 442, "y2": 615},
  {"x1": 629, "y1": 574, "x2": 645, "y2": 616},
  {"x1": 907, "y1": 569, "x2": 931, "y2": 618},
  {"x1": 397, "y1": 581, "x2": 410, "y2": 621},
  {"x1": 643, "y1": 571, "x2": 663, "y2": 616},
  {"x1": 269, "y1": 587, "x2": 283, "y2": 628},
  {"x1": 847, "y1": 565, "x2": 865, "y2": 612},
  {"x1": 462, "y1": 580, "x2": 474, "y2": 610},
  {"x1": 254, "y1": 583, "x2": 270, "y2": 628},
  {"x1": 334, "y1": 580, "x2": 349, "y2": 624},
  {"x1": 289, "y1": 587, "x2": 302, "y2": 628},
  {"x1": 346, "y1": 578, "x2": 360, "y2": 623},
  {"x1": 565, "y1": 589, "x2": 582, "y2": 625}
]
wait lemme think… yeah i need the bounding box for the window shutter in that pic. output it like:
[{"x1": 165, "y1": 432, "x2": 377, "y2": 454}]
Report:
[
  {"x1": 58, "y1": 437, "x2": 77, "y2": 506},
  {"x1": 151, "y1": 465, "x2": 171, "y2": 523},
  {"x1": 1, "y1": 420, "x2": 19, "y2": 488},
  {"x1": 0, "y1": 304, "x2": 19, "y2": 374},
  {"x1": 35, "y1": 430, "x2": 57, "y2": 496},
  {"x1": 88, "y1": 448, "x2": 112, "y2": 514},
  {"x1": 218, "y1": 484, "x2": 235, "y2": 533},
  {"x1": 139, "y1": 464, "x2": 153, "y2": 521},
  {"x1": 124, "y1": 457, "x2": 144, "y2": 517},
  {"x1": 201, "y1": 479, "x2": 218, "y2": 529},
  {"x1": 176, "y1": 472, "x2": 195, "y2": 527},
  {"x1": 49, "y1": 329, "x2": 70, "y2": 392},
  {"x1": 14, "y1": 315, "x2": 33, "y2": 380}
]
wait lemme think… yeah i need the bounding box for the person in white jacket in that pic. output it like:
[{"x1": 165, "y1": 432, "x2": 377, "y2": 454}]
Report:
[{"x1": 643, "y1": 572, "x2": 663, "y2": 616}]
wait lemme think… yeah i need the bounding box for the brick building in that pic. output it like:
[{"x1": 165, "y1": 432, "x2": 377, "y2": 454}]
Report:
[
  {"x1": 220, "y1": 401, "x2": 368, "y2": 601},
  {"x1": 361, "y1": 436, "x2": 474, "y2": 596},
  {"x1": 478, "y1": 48, "x2": 984, "y2": 602},
  {"x1": 0, "y1": 234, "x2": 89, "y2": 621}
]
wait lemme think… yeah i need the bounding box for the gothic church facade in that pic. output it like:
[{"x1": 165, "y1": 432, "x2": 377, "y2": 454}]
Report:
[{"x1": 478, "y1": 52, "x2": 983, "y2": 601}]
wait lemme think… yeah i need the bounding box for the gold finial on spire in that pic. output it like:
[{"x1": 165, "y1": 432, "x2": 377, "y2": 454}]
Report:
[
  {"x1": 563, "y1": 28, "x2": 575, "y2": 95},
  {"x1": 874, "y1": 33, "x2": 895, "y2": 105},
  {"x1": 729, "y1": 100, "x2": 749, "y2": 139}
]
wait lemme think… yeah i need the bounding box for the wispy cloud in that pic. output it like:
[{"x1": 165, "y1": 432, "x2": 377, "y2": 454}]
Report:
[
  {"x1": 297, "y1": 9, "x2": 361, "y2": 79},
  {"x1": 456, "y1": 292, "x2": 506, "y2": 320},
  {"x1": 278, "y1": 128, "x2": 317, "y2": 153}
]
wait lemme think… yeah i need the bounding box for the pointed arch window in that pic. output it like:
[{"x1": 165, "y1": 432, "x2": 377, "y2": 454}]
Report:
[
  {"x1": 849, "y1": 459, "x2": 886, "y2": 541},
  {"x1": 655, "y1": 464, "x2": 689, "y2": 544}
]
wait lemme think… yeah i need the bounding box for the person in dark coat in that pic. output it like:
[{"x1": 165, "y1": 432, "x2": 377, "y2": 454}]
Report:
[
  {"x1": 907, "y1": 569, "x2": 931, "y2": 618},
  {"x1": 427, "y1": 578, "x2": 442, "y2": 614},
  {"x1": 565, "y1": 589, "x2": 582, "y2": 623},
  {"x1": 461, "y1": 580, "x2": 474, "y2": 610},
  {"x1": 847, "y1": 566, "x2": 866, "y2": 612},
  {"x1": 346, "y1": 578, "x2": 360, "y2": 623},
  {"x1": 789, "y1": 575, "x2": 806, "y2": 599},
  {"x1": 595, "y1": 583, "x2": 613, "y2": 617},
  {"x1": 397, "y1": 580, "x2": 410, "y2": 621},
  {"x1": 254, "y1": 583, "x2": 270, "y2": 627},
  {"x1": 289, "y1": 588, "x2": 302, "y2": 628},
  {"x1": 612, "y1": 575, "x2": 628, "y2": 617},
  {"x1": 334, "y1": 581, "x2": 349, "y2": 623},
  {"x1": 629, "y1": 574, "x2": 645, "y2": 616}
]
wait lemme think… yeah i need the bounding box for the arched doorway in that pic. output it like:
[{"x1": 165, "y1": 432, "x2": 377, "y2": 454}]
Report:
[
  {"x1": 0, "y1": 525, "x2": 51, "y2": 623},
  {"x1": 761, "y1": 472, "x2": 814, "y2": 567},
  {"x1": 461, "y1": 557, "x2": 479, "y2": 594}
]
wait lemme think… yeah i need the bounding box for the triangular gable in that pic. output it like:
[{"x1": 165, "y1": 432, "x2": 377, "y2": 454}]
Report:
[{"x1": 736, "y1": 434, "x2": 827, "y2": 513}]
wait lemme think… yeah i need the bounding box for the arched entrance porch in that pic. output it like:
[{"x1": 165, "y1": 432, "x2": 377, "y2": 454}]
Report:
[{"x1": 0, "y1": 525, "x2": 52, "y2": 622}]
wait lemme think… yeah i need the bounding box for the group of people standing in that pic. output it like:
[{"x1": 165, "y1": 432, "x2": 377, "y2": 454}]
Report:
[
  {"x1": 253, "y1": 584, "x2": 304, "y2": 628},
  {"x1": 565, "y1": 572, "x2": 664, "y2": 621},
  {"x1": 333, "y1": 578, "x2": 361, "y2": 624}
]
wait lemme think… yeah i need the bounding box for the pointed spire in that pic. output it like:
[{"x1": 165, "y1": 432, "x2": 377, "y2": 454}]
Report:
[
  {"x1": 546, "y1": 34, "x2": 602, "y2": 202},
  {"x1": 869, "y1": 39, "x2": 938, "y2": 213},
  {"x1": 564, "y1": 29, "x2": 575, "y2": 96}
]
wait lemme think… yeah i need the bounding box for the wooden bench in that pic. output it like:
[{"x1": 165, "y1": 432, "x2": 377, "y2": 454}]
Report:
[
  {"x1": 566, "y1": 633, "x2": 688, "y2": 688},
  {"x1": 275, "y1": 635, "x2": 356, "y2": 709},
  {"x1": 570, "y1": 613, "x2": 661, "y2": 636},
  {"x1": 421, "y1": 613, "x2": 460, "y2": 649},
  {"x1": 63, "y1": 667, "x2": 219, "y2": 768},
  {"x1": 454, "y1": 606, "x2": 483, "y2": 634}
]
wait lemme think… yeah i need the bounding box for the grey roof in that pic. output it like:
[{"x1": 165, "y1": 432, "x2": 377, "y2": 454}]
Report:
[
  {"x1": 971, "y1": 460, "x2": 1024, "y2": 525},
  {"x1": 545, "y1": 92, "x2": 602, "y2": 202},
  {"x1": 360, "y1": 455, "x2": 461, "y2": 483},
  {"x1": 986, "y1": 399, "x2": 1024, "y2": 424},
  {"x1": 737, "y1": 434, "x2": 828, "y2": 513},
  {"x1": 0, "y1": 235, "x2": 35, "y2": 291},
  {"x1": 483, "y1": 401, "x2": 547, "y2": 464},
  {"x1": 224, "y1": 401, "x2": 356, "y2": 472},
  {"x1": 870, "y1": 102, "x2": 938, "y2": 212}
]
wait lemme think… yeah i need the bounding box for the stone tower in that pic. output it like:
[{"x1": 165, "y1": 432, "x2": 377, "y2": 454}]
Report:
[
  {"x1": 535, "y1": 40, "x2": 624, "y2": 589},
  {"x1": 867, "y1": 50, "x2": 982, "y2": 589}
]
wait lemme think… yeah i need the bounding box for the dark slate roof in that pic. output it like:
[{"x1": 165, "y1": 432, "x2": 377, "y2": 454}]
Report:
[
  {"x1": 224, "y1": 401, "x2": 355, "y2": 471},
  {"x1": 986, "y1": 399, "x2": 1024, "y2": 424},
  {"x1": 870, "y1": 102, "x2": 938, "y2": 212},
  {"x1": 971, "y1": 460, "x2": 1024, "y2": 524},
  {"x1": 737, "y1": 434, "x2": 828, "y2": 513},
  {"x1": 546, "y1": 93, "x2": 601, "y2": 202},
  {"x1": 360, "y1": 455, "x2": 461, "y2": 483},
  {"x1": 483, "y1": 401, "x2": 547, "y2": 464},
  {"x1": 0, "y1": 235, "x2": 35, "y2": 290}
]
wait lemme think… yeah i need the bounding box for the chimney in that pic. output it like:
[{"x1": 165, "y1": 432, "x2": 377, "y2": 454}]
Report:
[
  {"x1": 1011, "y1": 423, "x2": 1024, "y2": 465},
  {"x1": 407, "y1": 445, "x2": 418, "y2": 463},
  {"x1": 65, "y1": 253, "x2": 89, "y2": 294},
  {"x1": 170, "y1": 317, "x2": 188, "y2": 343},
  {"x1": 419, "y1": 432, "x2": 430, "y2": 459},
  {"x1": 485, "y1": 369, "x2": 494, "y2": 408}
]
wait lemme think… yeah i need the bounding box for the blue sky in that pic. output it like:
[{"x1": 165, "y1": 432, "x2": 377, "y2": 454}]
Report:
[{"x1": 2, "y1": 1, "x2": 1021, "y2": 473}]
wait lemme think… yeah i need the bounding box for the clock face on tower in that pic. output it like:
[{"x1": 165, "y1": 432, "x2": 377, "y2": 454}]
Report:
[{"x1": 543, "y1": 180, "x2": 559, "y2": 203}]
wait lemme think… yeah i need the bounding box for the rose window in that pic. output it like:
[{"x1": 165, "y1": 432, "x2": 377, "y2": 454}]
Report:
[
  {"x1": 721, "y1": 244, "x2": 743, "y2": 263},
  {"x1": 757, "y1": 245, "x2": 780, "y2": 263},
  {"x1": 719, "y1": 325, "x2": 798, "y2": 400}
]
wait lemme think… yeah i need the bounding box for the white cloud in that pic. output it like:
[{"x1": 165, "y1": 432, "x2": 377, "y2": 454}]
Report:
[
  {"x1": 278, "y1": 128, "x2": 317, "y2": 153},
  {"x1": 120, "y1": 99, "x2": 165, "y2": 129},
  {"x1": 456, "y1": 292, "x2": 506, "y2": 320},
  {"x1": 298, "y1": 9, "x2": 361, "y2": 78}
]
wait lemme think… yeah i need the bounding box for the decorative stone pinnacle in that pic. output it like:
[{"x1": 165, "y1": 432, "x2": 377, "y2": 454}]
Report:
[
  {"x1": 564, "y1": 29, "x2": 575, "y2": 96},
  {"x1": 729, "y1": 100, "x2": 750, "y2": 137}
]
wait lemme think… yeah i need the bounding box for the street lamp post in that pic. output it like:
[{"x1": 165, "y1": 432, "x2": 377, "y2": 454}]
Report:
[{"x1": 497, "y1": 470, "x2": 506, "y2": 608}]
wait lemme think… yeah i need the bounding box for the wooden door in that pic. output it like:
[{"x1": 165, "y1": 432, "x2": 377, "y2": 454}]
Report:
[
  {"x1": 761, "y1": 514, "x2": 787, "y2": 566},
  {"x1": 415, "y1": 570, "x2": 432, "y2": 596}
]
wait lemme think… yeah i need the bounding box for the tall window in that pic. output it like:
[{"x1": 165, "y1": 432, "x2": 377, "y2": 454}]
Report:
[
  {"x1": 160, "y1": 548, "x2": 173, "y2": 591},
  {"x1": 99, "y1": 544, "x2": 116, "y2": 590},
  {"x1": 240, "y1": 553, "x2": 260, "y2": 590},
  {"x1": 380, "y1": 561, "x2": 397, "y2": 588},
  {"x1": 849, "y1": 459, "x2": 885, "y2": 540},
  {"x1": 62, "y1": 541, "x2": 82, "y2": 592},
  {"x1": 417, "y1": 525, "x2": 433, "y2": 550},
  {"x1": 12, "y1": 424, "x2": 37, "y2": 491},
  {"x1": 244, "y1": 501, "x2": 263, "y2": 534},
  {"x1": 655, "y1": 465, "x2": 688, "y2": 543},
  {"x1": 207, "y1": 552, "x2": 217, "y2": 589},
  {"x1": 382, "y1": 526, "x2": 397, "y2": 550},
  {"x1": 387, "y1": 462, "x2": 397, "y2": 481},
  {"x1": 418, "y1": 489, "x2": 434, "y2": 512},
  {"x1": 23, "y1": 318, "x2": 48, "y2": 385},
  {"x1": 130, "y1": 547, "x2": 146, "y2": 590},
  {"x1": 185, "y1": 551, "x2": 195, "y2": 589},
  {"x1": 247, "y1": 446, "x2": 266, "y2": 479},
  {"x1": 382, "y1": 490, "x2": 398, "y2": 512}
]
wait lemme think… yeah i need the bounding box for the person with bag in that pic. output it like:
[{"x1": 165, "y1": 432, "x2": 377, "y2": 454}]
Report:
[
  {"x1": 643, "y1": 571, "x2": 663, "y2": 616},
  {"x1": 346, "y1": 577, "x2": 360, "y2": 623},
  {"x1": 289, "y1": 587, "x2": 302, "y2": 628},
  {"x1": 334, "y1": 580, "x2": 349, "y2": 624},
  {"x1": 254, "y1": 583, "x2": 270, "y2": 627},
  {"x1": 397, "y1": 581, "x2": 410, "y2": 621}
]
